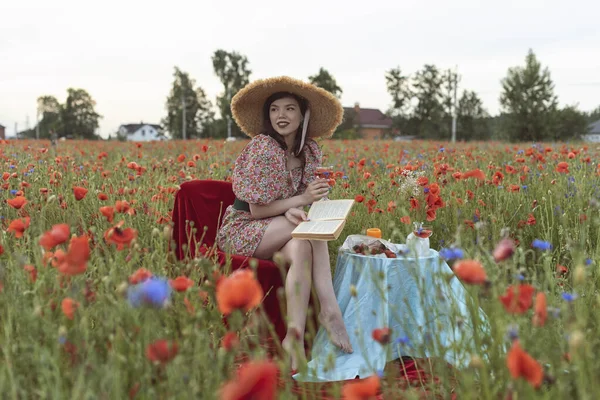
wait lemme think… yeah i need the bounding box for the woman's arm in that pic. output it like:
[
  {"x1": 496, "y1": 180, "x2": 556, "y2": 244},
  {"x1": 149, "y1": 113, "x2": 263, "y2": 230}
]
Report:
[{"x1": 249, "y1": 194, "x2": 308, "y2": 219}]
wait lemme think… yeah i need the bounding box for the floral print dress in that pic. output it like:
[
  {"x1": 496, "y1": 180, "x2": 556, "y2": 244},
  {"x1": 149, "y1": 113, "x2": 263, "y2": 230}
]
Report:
[{"x1": 216, "y1": 134, "x2": 322, "y2": 257}]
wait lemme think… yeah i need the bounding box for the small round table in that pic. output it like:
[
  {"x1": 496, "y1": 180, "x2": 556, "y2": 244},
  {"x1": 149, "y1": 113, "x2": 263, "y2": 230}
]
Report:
[{"x1": 294, "y1": 249, "x2": 488, "y2": 382}]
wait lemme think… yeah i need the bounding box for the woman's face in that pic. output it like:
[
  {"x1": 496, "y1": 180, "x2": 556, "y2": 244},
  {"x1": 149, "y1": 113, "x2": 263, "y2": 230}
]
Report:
[{"x1": 269, "y1": 97, "x2": 302, "y2": 138}]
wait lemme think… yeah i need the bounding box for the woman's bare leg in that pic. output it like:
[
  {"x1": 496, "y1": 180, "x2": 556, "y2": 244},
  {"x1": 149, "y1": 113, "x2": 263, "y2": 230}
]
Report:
[
  {"x1": 253, "y1": 217, "x2": 312, "y2": 370},
  {"x1": 278, "y1": 238, "x2": 313, "y2": 370},
  {"x1": 310, "y1": 239, "x2": 353, "y2": 353}
]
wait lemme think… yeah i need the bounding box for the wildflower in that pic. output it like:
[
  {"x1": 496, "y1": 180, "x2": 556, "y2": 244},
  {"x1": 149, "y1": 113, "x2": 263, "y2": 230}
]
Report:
[
  {"x1": 61, "y1": 298, "x2": 79, "y2": 320},
  {"x1": 394, "y1": 335, "x2": 411, "y2": 347},
  {"x1": 169, "y1": 276, "x2": 194, "y2": 292},
  {"x1": 561, "y1": 292, "x2": 577, "y2": 303},
  {"x1": 532, "y1": 239, "x2": 552, "y2": 251},
  {"x1": 532, "y1": 292, "x2": 547, "y2": 327},
  {"x1": 341, "y1": 375, "x2": 380, "y2": 400},
  {"x1": 372, "y1": 328, "x2": 392, "y2": 345},
  {"x1": 127, "y1": 277, "x2": 172, "y2": 308},
  {"x1": 7, "y1": 196, "x2": 27, "y2": 209},
  {"x1": 216, "y1": 269, "x2": 263, "y2": 316},
  {"x1": 146, "y1": 339, "x2": 178, "y2": 364},
  {"x1": 507, "y1": 324, "x2": 519, "y2": 341},
  {"x1": 220, "y1": 360, "x2": 279, "y2": 400},
  {"x1": 221, "y1": 332, "x2": 240, "y2": 351},
  {"x1": 452, "y1": 260, "x2": 488, "y2": 285},
  {"x1": 54, "y1": 235, "x2": 90, "y2": 276},
  {"x1": 7, "y1": 217, "x2": 30, "y2": 238},
  {"x1": 439, "y1": 247, "x2": 464, "y2": 261},
  {"x1": 506, "y1": 340, "x2": 543, "y2": 388},
  {"x1": 104, "y1": 221, "x2": 137, "y2": 250},
  {"x1": 499, "y1": 284, "x2": 535, "y2": 314},
  {"x1": 39, "y1": 224, "x2": 71, "y2": 250},
  {"x1": 129, "y1": 268, "x2": 153, "y2": 284},
  {"x1": 73, "y1": 186, "x2": 88, "y2": 200}
]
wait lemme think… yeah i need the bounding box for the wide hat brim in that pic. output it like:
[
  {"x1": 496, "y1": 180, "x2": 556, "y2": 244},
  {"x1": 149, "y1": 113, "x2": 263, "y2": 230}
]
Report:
[{"x1": 231, "y1": 76, "x2": 343, "y2": 139}]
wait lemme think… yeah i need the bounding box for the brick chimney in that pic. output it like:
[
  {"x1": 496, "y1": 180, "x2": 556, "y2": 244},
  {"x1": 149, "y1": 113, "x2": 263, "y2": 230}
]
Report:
[{"x1": 353, "y1": 102, "x2": 360, "y2": 126}]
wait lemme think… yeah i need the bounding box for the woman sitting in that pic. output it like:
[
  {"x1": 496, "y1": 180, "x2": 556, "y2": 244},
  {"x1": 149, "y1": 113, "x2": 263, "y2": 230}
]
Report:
[{"x1": 216, "y1": 76, "x2": 352, "y2": 370}]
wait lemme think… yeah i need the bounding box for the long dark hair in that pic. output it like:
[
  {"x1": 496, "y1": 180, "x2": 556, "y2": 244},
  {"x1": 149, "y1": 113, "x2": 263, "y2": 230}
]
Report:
[{"x1": 261, "y1": 92, "x2": 308, "y2": 157}]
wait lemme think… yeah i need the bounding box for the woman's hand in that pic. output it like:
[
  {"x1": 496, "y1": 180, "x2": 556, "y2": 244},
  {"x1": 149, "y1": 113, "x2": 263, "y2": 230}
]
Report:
[
  {"x1": 285, "y1": 208, "x2": 309, "y2": 225},
  {"x1": 301, "y1": 178, "x2": 329, "y2": 204}
]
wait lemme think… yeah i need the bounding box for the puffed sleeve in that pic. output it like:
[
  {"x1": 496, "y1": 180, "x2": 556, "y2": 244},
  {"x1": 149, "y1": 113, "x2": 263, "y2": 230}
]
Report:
[
  {"x1": 300, "y1": 139, "x2": 323, "y2": 188},
  {"x1": 232, "y1": 135, "x2": 287, "y2": 206}
]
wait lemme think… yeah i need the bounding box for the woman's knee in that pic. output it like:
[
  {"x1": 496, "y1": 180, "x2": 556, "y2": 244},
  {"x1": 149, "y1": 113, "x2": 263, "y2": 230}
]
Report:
[{"x1": 281, "y1": 238, "x2": 313, "y2": 265}]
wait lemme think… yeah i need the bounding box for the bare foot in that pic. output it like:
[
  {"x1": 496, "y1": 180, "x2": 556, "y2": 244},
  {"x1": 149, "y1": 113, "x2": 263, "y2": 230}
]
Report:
[
  {"x1": 319, "y1": 311, "x2": 353, "y2": 353},
  {"x1": 282, "y1": 327, "x2": 305, "y2": 372}
]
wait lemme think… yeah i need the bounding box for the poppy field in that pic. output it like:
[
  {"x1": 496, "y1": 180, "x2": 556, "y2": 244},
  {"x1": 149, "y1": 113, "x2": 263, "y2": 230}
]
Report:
[{"x1": 1, "y1": 138, "x2": 599, "y2": 399}]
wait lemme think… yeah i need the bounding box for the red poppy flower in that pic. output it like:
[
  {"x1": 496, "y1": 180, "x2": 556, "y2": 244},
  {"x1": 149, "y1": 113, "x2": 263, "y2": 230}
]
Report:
[
  {"x1": 73, "y1": 186, "x2": 88, "y2": 200},
  {"x1": 220, "y1": 360, "x2": 279, "y2": 400},
  {"x1": 532, "y1": 292, "x2": 547, "y2": 327},
  {"x1": 499, "y1": 284, "x2": 535, "y2": 314},
  {"x1": 216, "y1": 269, "x2": 264, "y2": 316},
  {"x1": 146, "y1": 340, "x2": 178, "y2": 364},
  {"x1": 61, "y1": 298, "x2": 79, "y2": 320},
  {"x1": 39, "y1": 223, "x2": 71, "y2": 251},
  {"x1": 453, "y1": 260, "x2": 488, "y2": 285},
  {"x1": 7, "y1": 196, "x2": 27, "y2": 209},
  {"x1": 169, "y1": 276, "x2": 194, "y2": 292},
  {"x1": 506, "y1": 340, "x2": 543, "y2": 388},
  {"x1": 341, "y1": 375, "x2": 381, "y2": 400},
  {"x1": 372, "y1": 328, "x2": 391, "y2": 345}
]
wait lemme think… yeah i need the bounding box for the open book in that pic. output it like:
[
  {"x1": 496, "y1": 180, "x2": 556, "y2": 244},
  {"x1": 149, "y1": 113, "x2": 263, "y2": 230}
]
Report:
[{"x1": 291, "y1": 199, "x2": 354, "y2": 241}]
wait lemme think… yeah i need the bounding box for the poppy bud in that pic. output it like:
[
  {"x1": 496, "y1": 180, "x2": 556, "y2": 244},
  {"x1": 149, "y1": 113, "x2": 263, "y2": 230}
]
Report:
[{"x1": 573, "y1": 265, "x2": 586, "y2": 286}]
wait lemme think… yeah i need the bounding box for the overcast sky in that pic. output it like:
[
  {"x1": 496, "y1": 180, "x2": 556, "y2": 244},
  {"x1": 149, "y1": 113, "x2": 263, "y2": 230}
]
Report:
[{"x1": 1, "y1": 0, "x2": 599, "y2": 138}]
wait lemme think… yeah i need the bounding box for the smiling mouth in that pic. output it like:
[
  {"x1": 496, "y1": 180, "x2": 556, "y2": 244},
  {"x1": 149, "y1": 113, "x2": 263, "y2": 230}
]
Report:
[{"x1": 276, "y1": 121, "x2": 290, "y2": 128}]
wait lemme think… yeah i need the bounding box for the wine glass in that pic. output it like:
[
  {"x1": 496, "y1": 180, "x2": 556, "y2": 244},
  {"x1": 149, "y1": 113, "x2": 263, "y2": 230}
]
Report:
[
  {"x1": 315, "y1": 166, "x2": 334, "y2": 201},
  {"x1": 413, "y1": 222, "x2": 433, "y2": 239}
]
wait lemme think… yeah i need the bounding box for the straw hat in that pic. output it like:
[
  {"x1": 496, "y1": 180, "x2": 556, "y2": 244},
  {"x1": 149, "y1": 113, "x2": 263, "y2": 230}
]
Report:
[{"x1": 230, "y1": 76, "x2": 344, "y2": 139}]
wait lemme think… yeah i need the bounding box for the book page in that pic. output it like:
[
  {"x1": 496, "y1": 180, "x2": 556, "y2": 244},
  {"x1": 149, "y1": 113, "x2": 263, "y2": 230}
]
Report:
[
  {"x1": 292, "y1": 219, "x2": 344, "y2": 235},
  {"x1": 306, "y1": 199, "x2": 354, "y2": 221}
]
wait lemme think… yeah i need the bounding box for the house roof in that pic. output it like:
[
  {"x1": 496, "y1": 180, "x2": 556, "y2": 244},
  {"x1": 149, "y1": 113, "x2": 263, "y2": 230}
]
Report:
[
  {"x1": 343, "y1": 107, "x2": 393, "y2": 128},
  {"x1": 0, "y1": 124, "x2": 5, "y2": 128},
  {"x1": 120, "y1": 123, "x2": 162, "y2": 134},
  {"x1": 590, "y1": 119, "x2": 600, "y2": 134}
]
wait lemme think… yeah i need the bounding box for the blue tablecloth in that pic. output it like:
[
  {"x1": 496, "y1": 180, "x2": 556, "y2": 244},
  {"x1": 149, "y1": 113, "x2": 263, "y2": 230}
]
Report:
[{"x1": 293, "y1": 249, "x2": 488, "y2": 382}]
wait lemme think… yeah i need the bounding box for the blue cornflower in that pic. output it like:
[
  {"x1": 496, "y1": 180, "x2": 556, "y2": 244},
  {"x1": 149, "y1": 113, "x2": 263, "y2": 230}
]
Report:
[
  {"x1": 9, "y1": 165, "x2": 15, "y2": 169},
  {"x1": 439, "y1": 147, "x2": 445, "y2": 152},
  {"x1": 58, "y1": 336, "x2": 67, "y2": 345},
  {"x1": 423, "y1": 187, "x2": 430, "y2": 193},
  {"x1": 532, "y1": 239, "x2": 553, "y2": 251},
  {"x1": 394, "y1": 335, "x2": 412, "y2": 347},
  {"x1": 439, "y1": 247, "x2": 464, "y2": 261},
  {"x1": 127, "y1": 277, "x2": 172, "y2": 308},
  {"x1": 562, "y1": 292, "x2": 577, "y2": 302},
  {"x1": 10, "y1": 190, "x2": 17, "y2": 195},
  {"x1": 521, "y1": 185, "x2": 528, "y2": 190},
  {"x1": 585, "y1": 258, "x2": 592, "y2": 266},
  {"x1": 507, "y1": 324, "x2": 519, "y2": 341},
  {"x1": 514, "y1": 274, "x2": 525, "y2": 281}
]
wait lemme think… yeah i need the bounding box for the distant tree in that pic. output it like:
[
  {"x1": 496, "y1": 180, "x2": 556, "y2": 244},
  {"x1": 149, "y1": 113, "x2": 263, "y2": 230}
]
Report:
[
  {"x1": 61, "y1": 88, "x2": 102, "y2": 139},
  {"x1": 587, "y1": 105, "x2": 600, "y2": 124},
  {"x1": 212, "y1": 50, "x2": 251, "y2": 137},
  {"x1": 162, "y1": 67, "x2": 214, "y2": 139},
  {"x1": 412, "y1": 64, "x2": 445, "y2": 139},
  {"x1": 499, "y1": 49, "x2": 557, "y2": 142},
  {"x1": 36, "y1": 95, "x2": 62, "y2": 139},
  {"x1": 551, "y1": 105, "x2": 589, "y2": 141},
  {"x1": 457, "y1": 90, "x2": 490, "y2": 141},
  {"x1": 308, "y1": 67, "x2": 343, "y2": 99}
]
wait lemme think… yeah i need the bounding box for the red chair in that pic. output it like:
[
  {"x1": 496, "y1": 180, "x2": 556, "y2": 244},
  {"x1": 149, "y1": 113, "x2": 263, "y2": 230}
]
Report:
[{"x1": 171, "y1": 179, "x2": 289, "y2": 341}]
